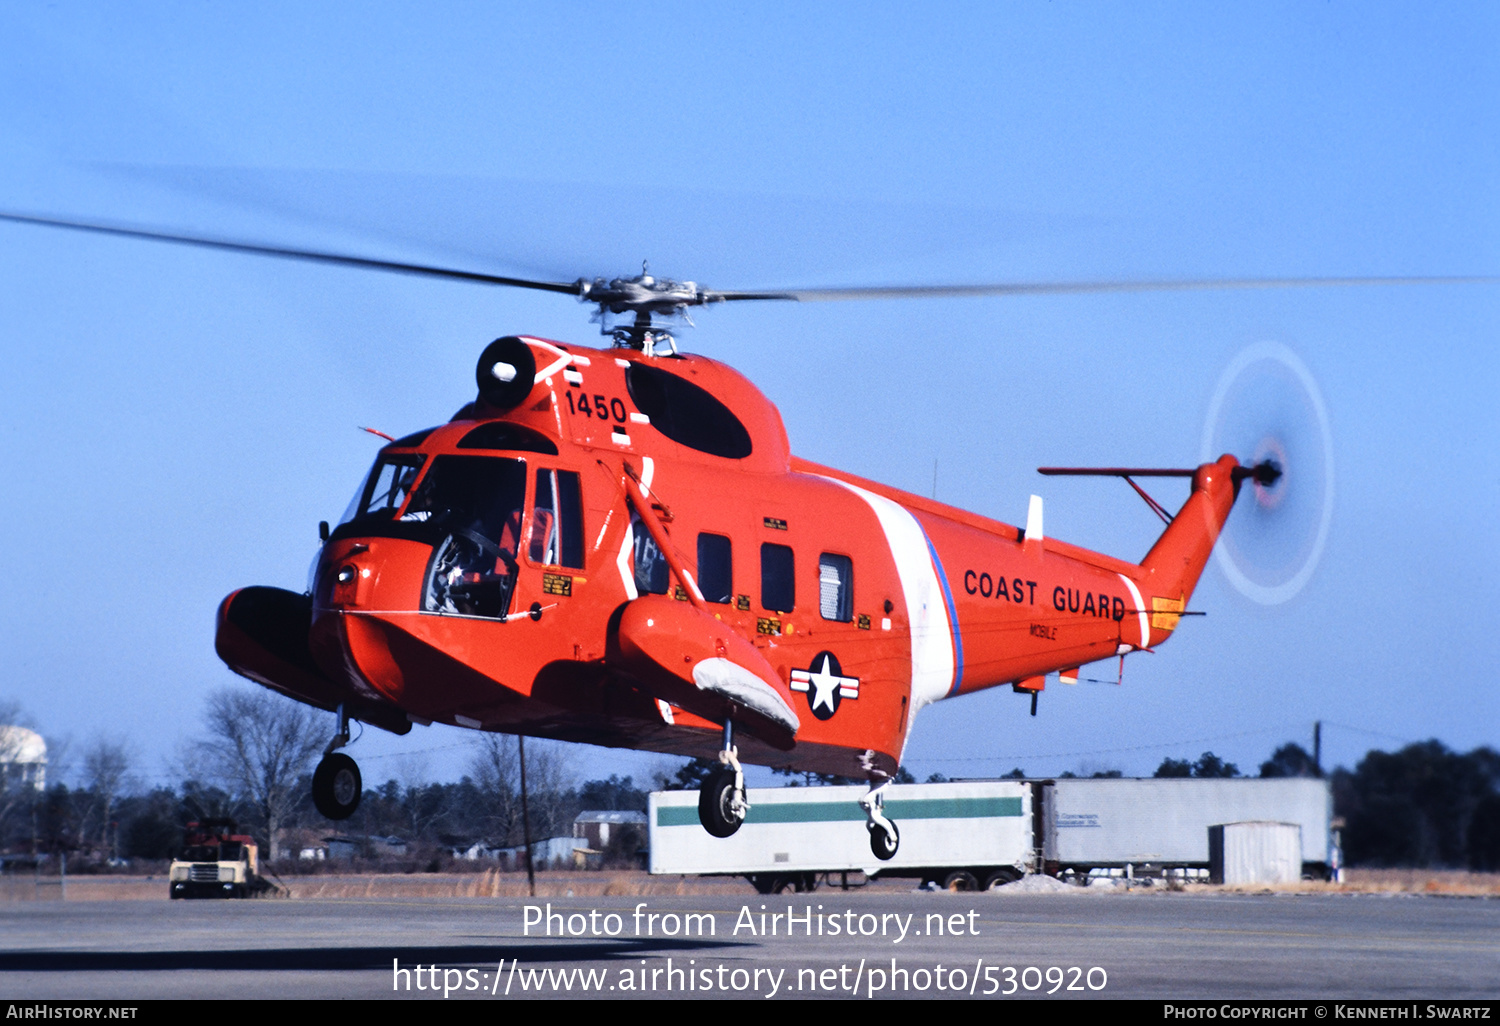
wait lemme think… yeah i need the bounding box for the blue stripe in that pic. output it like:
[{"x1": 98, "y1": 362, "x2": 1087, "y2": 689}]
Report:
[{"x1": 921, "y1": 530, "x2": 964, "y2": 696}]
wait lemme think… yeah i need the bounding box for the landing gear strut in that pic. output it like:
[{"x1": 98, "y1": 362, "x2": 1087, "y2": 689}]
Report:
[
  {"x1": 698, "y1": 719, "x2": 749, "y2": 838},
  {"x1": 860, "y1": 778, "x2": 899, "y2": 860},
  {"x1": 312, "y1": 704, "x2": 362, "y2": 821}
]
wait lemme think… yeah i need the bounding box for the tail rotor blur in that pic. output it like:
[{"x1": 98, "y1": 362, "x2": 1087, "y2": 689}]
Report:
[{"x1": 1202, "y1": 342, "x2": 1334, "y2": 605}]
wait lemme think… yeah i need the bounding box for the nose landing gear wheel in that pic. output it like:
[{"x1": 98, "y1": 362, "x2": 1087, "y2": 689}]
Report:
[
  {"x1": 698, "y1": 766, "x2": 746, "y2": 838},
  {"x1": 868, "y1": 820, "x2": 899, "y2": 861},
  {"x1": 313, "y1": 752, "x2": 362, "y2": 820}
]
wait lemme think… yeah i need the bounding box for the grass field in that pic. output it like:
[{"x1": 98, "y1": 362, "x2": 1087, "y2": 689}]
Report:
[{"x1": 2, "y1": 867, "x2": 1497, "y2": 902}]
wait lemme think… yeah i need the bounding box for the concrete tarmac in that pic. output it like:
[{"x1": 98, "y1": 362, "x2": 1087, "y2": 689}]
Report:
[{"x1": 2, "y1": 890, "x2": 1497, "y2": 1000}]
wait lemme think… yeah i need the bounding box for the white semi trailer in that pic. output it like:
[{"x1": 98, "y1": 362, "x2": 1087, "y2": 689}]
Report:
[
  {"x1": 1041, "y1": 777, "x2": 1335, "y2": 878},
  {"x1": 649, "y1": 777, "x2": 1335, "y2": 892},
  {"x1": 649, "y1": 781, "x2": 1033, "y2": 893}
]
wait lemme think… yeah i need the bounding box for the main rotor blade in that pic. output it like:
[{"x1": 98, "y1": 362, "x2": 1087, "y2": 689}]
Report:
[
  {"x1": 0, "y1": 211, "x2": 583, "y2": 296},
  {"x1": 6, "y1": 209, "x2": 1495, "y2": 308},
  {"x1": 709, "y1": 274, "x2": 1500, "y2": 303}
]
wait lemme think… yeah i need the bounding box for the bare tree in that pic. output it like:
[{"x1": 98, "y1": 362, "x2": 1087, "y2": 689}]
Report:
[
  {"x1": 518, "y1": 738, "x2": 575, "y2": 841},
  {"x1": 471, "y1": 733, "x2": 519, "y2": 844},
  {"x1": 199, "y1": 687, "x2": 325, "y2": 861},
  {"x1": 469, "y1": 734, "x2": 576, "y2": 846},
  {"x1": 394, "y1": 754, "x2": 449, "y2": 842},
  {"x1": 82, "y1": 736, "x2": 131, "y2": 855}
]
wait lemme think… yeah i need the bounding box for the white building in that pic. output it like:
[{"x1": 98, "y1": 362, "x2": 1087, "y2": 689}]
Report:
[{"x1": 493, "y1": 836, "x2": 585, "y2": 869}]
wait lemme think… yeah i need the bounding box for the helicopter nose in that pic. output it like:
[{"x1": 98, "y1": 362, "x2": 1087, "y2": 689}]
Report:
[
  {"x1": 317, "y1": 537, "x2": 425, "y2": 611},
  {"x1": 310, "y1": 535, "x2": 438, "y2": 706}
]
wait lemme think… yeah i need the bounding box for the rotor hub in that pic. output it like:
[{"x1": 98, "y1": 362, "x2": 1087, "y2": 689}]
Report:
[{"x1": 573, "y1": 264, "x2": 719, "y2": 350}]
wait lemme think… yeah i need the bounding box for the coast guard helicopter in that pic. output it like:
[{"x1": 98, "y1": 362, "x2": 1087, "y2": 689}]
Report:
[{"x1": 5, "y1": 210, "x2": 1458, "y2": 858}]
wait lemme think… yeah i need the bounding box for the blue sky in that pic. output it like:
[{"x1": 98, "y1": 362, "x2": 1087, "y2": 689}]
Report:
[{"x1": 0, "y1": 4, "x2": 1495, "y2": 790}]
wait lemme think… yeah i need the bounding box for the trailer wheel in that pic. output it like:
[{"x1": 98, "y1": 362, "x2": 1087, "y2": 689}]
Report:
[
  {"x1": 984, "y1": 868, "x2": 1021, "y2": 890},
  {"x1": 698, "y1": 767, "x2": 745, "y2": 838},
  {"x1": 943, "y1": 870, "x2": 979, "y2": 891},
  {"x1": 868, "y1": 820, "x2": 899, "y2": 861}
]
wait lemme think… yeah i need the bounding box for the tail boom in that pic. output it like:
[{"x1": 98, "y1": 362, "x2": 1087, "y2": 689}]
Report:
[
  {"x1": 912, "y1": 454, "x2": 1243, "y2": 702},
  {"x1": 1135, "y1": 454, "x2": 1241, "y2": 646}
]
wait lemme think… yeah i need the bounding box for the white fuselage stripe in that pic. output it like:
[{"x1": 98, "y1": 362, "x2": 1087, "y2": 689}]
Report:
[
  {"x1": 1117, "y1": 573, "x2": 1149, "y2": 648},
  {"x1": 819, "y1": 478, "x2": 954, "y2": 741}
]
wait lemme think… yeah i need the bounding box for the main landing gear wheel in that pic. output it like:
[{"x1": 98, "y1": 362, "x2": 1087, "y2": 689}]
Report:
[
  {"x1": 313, "y1": 752, "x2": 362, "y2": 820},
  {"x1": 859, "y1": 778, "x2": 899, "y2": 860},
  {"x1": 700, "y1": 719, "x2": 750, "y2": 839},
  {"x1": 699, "y1": 766, "x2": 745, "y2": 838},
  {"x1": 868, "y1": 820, "x2": 899, "y2": 861}
]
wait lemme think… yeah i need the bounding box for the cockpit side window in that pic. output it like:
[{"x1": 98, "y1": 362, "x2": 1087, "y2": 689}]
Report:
[{"x1": 529, "y1": 468, "x2": 584, "y2": 568}]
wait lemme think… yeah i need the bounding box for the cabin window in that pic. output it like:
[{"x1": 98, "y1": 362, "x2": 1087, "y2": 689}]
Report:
[
  {"x1": 818, "y1": 553, "x2": 853, "y2": 622},
  {"x1": 624, "y1": 363, "x2": 753, "y2": 459},
  {"x1": 631, "y1": 512, "x2": 670, "y2": 595},
  {"x1": 529, "y1": 469, "x2": 584, "y2": 568},
  {"x1": 761, "y1": 543, "x2": 795, "y2": 613},
  {"x1": 697, "y1": 533, "x2": 732, "y2": 604}
]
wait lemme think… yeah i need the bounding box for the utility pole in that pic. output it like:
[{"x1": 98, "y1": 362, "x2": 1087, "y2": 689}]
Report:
[
  {"x1": 518, "y1": 736, "x2": 536, "y2": 897},
  {"x1": 1314, "y1": 721, "x2": 1323, "y2": 777}
]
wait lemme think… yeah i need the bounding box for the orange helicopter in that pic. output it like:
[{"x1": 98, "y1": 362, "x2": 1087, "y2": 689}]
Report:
[
  {"x1": 220, "y1": 323, "x2": 1274, "y2": 860},
  {"x1": 10, "y1": 210, "x2": 1414, "y2": 860}
]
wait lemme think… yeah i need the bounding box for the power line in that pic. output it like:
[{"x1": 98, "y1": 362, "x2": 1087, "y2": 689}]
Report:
[
  {"x1": 1319, "y1": 720, "x2": 1419, "y2": 746},
  {"x1": 917, "y1": 724, "x2": 1307, "y2": 765}
]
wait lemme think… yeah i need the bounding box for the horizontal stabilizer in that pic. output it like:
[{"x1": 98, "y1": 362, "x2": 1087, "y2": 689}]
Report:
[
  {"x1": 1038, "y1": 466, "x2": 1195, "y2": 477},
  {"x1": 1039, "y1": 460, "x2": 1281, "y2": 486}
]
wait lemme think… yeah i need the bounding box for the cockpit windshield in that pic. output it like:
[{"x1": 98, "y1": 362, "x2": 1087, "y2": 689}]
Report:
[
  {"x1": 339, "y1": 454, "x2": 425, "y2": 527},
  {"x1": 332, "y1": 452, "x2": 529, "y2": 620}
]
